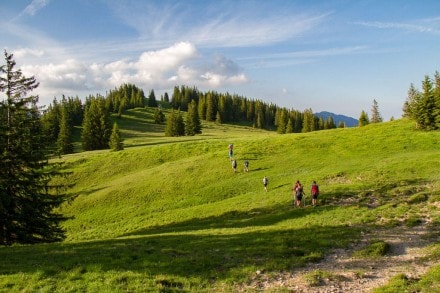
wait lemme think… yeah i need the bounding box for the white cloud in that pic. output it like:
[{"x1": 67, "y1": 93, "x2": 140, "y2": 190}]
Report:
[
  {"x1": 18, "y1": 42, "x2": 248, "y2": 105},
  {"x1": 13, "y1": 48, "x2": 45, "y2": 59},
  {"x1": 355, "y1": 18, "x2": 440, "y2": 34},
  {"x1": 22, "y1": 0, "x2": 50, "y2": 17},
  {"x1": 109, "y1": 1, "x2": 329, "y2": 48}
]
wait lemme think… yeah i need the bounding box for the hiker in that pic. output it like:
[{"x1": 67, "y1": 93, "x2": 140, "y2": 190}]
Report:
[
  {"x1": 228, "y1": 144, "x2": 233, "y2": 160},
  {"x1": 311, "y1": 180, "x2": 319, "y2": 206},
  {"x1": 244, "y1": 160, "x2": 249, "y2": 172},
  {"x1": 232, "y1": 159, "x2": 237, "y2": 173},
  {"x1": 263, "y1": 176, "x2": 269, "y2": 192},
  {"x1": 293, "y1": 180, "x2": 304, "y2": 207}
]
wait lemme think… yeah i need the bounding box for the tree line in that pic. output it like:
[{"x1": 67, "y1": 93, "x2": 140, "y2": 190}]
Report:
[{"x1": 41, "y1": 84, "x2": 345, "y2": 155}]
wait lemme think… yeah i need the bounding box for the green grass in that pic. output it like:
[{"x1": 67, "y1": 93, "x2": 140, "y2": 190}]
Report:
[
  {"x1": 1, "y1": 109, "x2": 439, "y2": 292},
  {"x1": 353, "y1": 240, "x2": 391, "y2": 258}
]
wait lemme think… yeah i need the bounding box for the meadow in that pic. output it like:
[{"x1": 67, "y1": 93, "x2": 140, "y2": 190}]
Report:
[{"x1": 0, "y1": 107, "x2": 439, "y2": 292}]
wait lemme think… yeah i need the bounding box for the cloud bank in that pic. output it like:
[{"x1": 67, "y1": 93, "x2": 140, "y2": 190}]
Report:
[{"x1": 20, "y1": 42, "x2": 248, "y2": 104}]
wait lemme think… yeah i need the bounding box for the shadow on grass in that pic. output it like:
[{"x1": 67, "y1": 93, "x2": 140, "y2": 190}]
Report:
[{"x1": 0, "y1": 221, "x2": 361, "y2": 285}]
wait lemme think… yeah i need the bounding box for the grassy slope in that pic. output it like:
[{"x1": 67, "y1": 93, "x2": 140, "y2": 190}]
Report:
[{"x1": 0, "y1": 107, "x2": 439, "y2": 292}]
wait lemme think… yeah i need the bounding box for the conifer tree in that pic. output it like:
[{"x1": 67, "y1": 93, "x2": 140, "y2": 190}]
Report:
[
  {"x1": 165, "y1": 109, "x2": 185, "y2": 136},
  {"x1": 81, "y1": 96, "x2": 112, "y2": 150},
  {"x1": 277, "y1": 109, "x2": 286, "y2": 134},
  {"x1": 419, "y1": 75, "x2": 436, "y2": 129},
  {"x1": 0, "y1": 51, "x2": 68, "y2": 245},
  {"x1": 286, "y1": 118, "x2": 294, "y2": 133},
  {"x1": 370, "y1": 99, "x2": 383, "y2": 123},
  {"x1": 186, "y1": 100, "x2": 202, "y2": 135},
  {"x1": 148, "y1": 89, "x2": 158, "y2": 107},
  {"x1": 109, "y1": 122, "x2": 123, "y2": 151},
  {"x1": 163, "y1": 92, "x2": 170, "y2": 103},
  {"x1": 403, "y1": 83, "x2": 420, "y2": 119},
  {"x1": 215, "y1": 110, "x2": 222, "y2": 124},
  {"x1": 358, "y1": 110, "x2": 370, "y2": 127},
  {"x1": 153, "y1": 108, "x2": 165, "y2": 124},
  {"x1": 57, "y1": 103, "x2": 74, "y2": 155},
  {"x1": 302, "y1": 108, "x2": 315, "y2": 132}
]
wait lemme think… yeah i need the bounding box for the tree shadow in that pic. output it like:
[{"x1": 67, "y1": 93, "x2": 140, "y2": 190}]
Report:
[{"x1": 0, "y1": 217, "x2": 362, "y2": 285}]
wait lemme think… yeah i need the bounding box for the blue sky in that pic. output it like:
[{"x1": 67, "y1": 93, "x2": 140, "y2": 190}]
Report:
[{"x1": 1, "y1": 0, "x2": 440, "y2": 119}]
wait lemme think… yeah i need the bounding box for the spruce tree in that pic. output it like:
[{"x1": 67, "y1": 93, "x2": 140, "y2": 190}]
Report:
[
  {"x1": 109, "y1": 122, "x2": 123, "y2": 151},
  {"x1": 153, "y1": 108, "x2": 165, "y2": 124},
  {"x1": 165, "y1": 110, "x2": 176, "y2": 136},
  {"x1": 186, "y1": 100, "x2": 202, "y2": 135},
  {"x1": 358, "y1": 110, "x2": 370, "y2": 127},
  {"x1": 57, "y1": 103, "x2": 74, "y2": 155},
  {"x1": 81, "y1": 96, "x2": 112, "y2": 150},
  {"x1": 302, "y1": 108, "x2": 315, "y2": 132},
  {"x1": 165, "y1": 109, "x2": 185, "y2": 137},
  {"x1": 370, "y1": 99, "x2": 383, "y2": 123},
  {"x1": 0, "y1": 51, "x2": 68, "y2": 245},
  {"x1": 148, "y1": 89, "x2": 158, "y2": 107}
]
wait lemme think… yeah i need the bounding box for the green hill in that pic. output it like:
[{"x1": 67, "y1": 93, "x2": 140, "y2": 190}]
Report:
[{"x1": 1, "y1": 107, "x2": 439, "y2": 292}]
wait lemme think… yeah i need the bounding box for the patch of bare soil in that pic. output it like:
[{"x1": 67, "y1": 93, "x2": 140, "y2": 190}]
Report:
[{"x1": 240, "y1": 220, "x2": 439, "y2": 292}]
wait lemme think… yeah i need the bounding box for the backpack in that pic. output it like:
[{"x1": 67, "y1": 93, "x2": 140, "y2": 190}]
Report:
[{"x1": 311, "y1": 184, "x2": 319, "y2": 195}]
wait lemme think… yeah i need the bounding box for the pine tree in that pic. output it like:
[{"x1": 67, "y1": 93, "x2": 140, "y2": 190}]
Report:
[
  {"x1": 186, "y1": 100, "x2": 202, "y2": 135},
  {"x1": 419, "y1": 75, "x2": 437, "y2": 130},
  {"x1": 148, "y1": 89, "x2": 158, "y2": 107},
  {"x1": 0, "y1": 51, "x2": 68, "y2": 245},
  {"x1": 302, "y1": 108, "x2": 315, "y2": 132},
  {"x1": 358, "y1": 110, "x2": 370, "y2": 127},
  {"x1": 109, "y1": 122, "x2": 123, "y2": 151},
  {"x1": 215, "y1": 110, "x2": 222, "y2": 124},
  {"x1": 165, "y1": 109, "x2": 185, "y2": 137},
  {"x1": 403, "y1": 83, "x2": 420, "y2": 119},
  {"x1": 81, "y1": 96, "x2": 112, "y2": 150},
  {"x1": 153, "y1": 108, "x2": 165, "y2": 124},
  {"x1": 57, "y1": 103, "x2": 74, "y2": 155},
  {"x1": 370, "y1": 99, "x2": 383, "y2": 123},
  {"x1": 286, "y1": 118, "x2": 294, "y2": 133},
  {"x1": 277, "y1": 109, "x2": 286, "y2": 134}
]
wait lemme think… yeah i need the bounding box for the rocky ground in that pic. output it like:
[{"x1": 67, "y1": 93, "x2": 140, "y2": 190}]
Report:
[{"x1": 240, "y1": 208, "x2": 439, "y2": 292}]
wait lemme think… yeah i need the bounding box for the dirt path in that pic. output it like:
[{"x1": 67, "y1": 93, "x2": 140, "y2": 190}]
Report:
[{"x1": 242, "y1": 222, "x2": 438, "y2": 292}]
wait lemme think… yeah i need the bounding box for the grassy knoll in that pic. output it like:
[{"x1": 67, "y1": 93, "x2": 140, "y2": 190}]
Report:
[{"x1": 0, "y1": 108, "x2": 439, "y2": 292}]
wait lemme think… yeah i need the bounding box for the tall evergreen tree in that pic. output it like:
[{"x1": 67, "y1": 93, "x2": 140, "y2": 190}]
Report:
[
  {"x1": 153, "y1": 108, "x2": 165, "y2": 124},
  {"x1": 419, "y1": 75, "x2": 437, "y2": 129},
  {"x1": 370, "y1": 99, "x2": 383, "y2": 123},
  {"x1": 403, "y1": 83, "x2": 420, "y2": 119},
  {"x1": 358, "y1": 110, "x2": 369, "y2": 127},
  {"x1": 57, "y1": 103, "x2": 74, "y2": 155},
  {"x1": 277, "y1": 109, "x2": 287, "y2": 134},
  {"x1": 0, "y1": 51, "x2": 68, "y2": 245},
  {"x1": 81, "y1": 96, "x2": 112, "y2": 150},
  {"x1": 148, "y1": 89, "x2": 158, "y2": 107},
  {"x1": 109, "y1": 122, "x2": 123, "y2": 151},
  {"x1": 165, "y1": 109, "x2": 185, "y2": 137},
  {"x1": 302, "y1": 108, "x2": 315, "y2": 132},
  {"x1": 186, "y1": 100, "x2": 202, "y2": 135}
]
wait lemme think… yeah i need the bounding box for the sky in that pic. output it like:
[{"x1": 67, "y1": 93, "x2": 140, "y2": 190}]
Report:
[{"x1": 1, "y1": 0, "x2": 440, "y2": 120}]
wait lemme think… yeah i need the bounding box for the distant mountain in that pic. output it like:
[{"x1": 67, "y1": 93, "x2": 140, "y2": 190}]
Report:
[{"x1": 315, "y1": 111, "x2": 358, "y2": 127}]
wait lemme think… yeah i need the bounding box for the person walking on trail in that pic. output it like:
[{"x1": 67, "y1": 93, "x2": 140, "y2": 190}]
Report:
[
  {"x1": 311, "y1": 180, "x2": 319, "y2": 206},
  {"x1": 232, "y1": 159, "x2": 237, "y2": 173},
  {"x1": 263, "y1": 176, "x2": 269, "y2": 192},
  {"x1": 228, "y1": 144, "x2": 233, "y2": 160},
  {"x1": 244, "y1": 160, "x2": 249, "y2": 172},
  {"x1": 293, "y1": 180, "x2": 304, "y2": 207}
]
